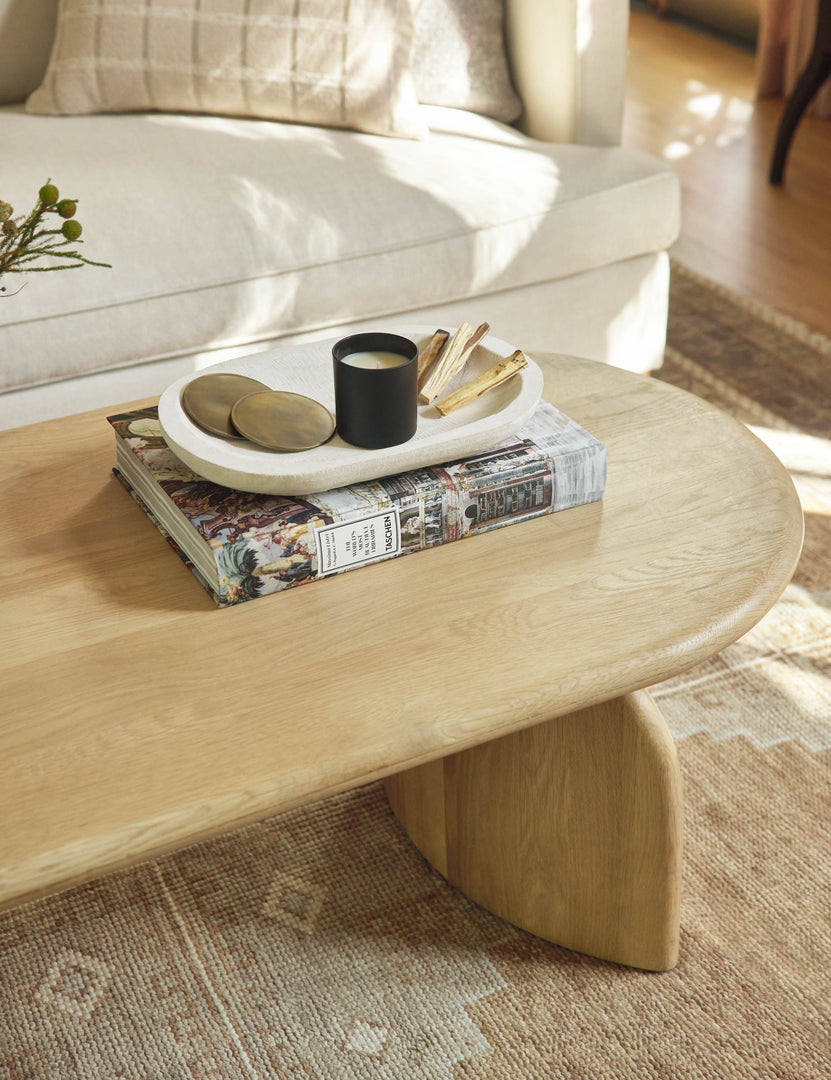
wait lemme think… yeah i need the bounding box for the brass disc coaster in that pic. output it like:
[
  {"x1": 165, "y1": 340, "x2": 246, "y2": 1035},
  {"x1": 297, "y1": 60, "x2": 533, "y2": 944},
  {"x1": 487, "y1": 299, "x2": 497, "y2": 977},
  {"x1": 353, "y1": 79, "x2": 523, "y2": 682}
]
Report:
[
  {"x1": 181, "y1": 373, "x2": 271, "y2": 438},
  {"x1": 230, "y1": 390, "x2": 336, "y2": 451}
]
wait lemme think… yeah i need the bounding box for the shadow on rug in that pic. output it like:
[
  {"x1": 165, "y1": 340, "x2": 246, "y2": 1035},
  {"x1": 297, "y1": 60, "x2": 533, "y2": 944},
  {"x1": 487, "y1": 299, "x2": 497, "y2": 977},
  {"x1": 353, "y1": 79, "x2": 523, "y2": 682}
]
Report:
[{"x1": 1, "y1": 263, "x2": 829, "y2": 1079}]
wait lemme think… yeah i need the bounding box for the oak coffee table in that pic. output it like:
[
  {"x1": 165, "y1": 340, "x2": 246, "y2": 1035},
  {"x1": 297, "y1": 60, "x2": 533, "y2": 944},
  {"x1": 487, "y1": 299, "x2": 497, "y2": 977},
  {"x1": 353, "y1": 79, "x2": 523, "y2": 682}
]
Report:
[{"x1": 0, "y1": 354, "x2": 803, "y2": 971}]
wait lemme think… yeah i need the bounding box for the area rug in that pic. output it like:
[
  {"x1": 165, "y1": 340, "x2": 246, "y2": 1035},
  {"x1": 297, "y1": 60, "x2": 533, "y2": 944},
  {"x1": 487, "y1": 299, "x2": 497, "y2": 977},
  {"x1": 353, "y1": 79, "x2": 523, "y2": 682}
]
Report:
[{"x1": 1, "y1": 263, "x2": 829, "y2": 1078}]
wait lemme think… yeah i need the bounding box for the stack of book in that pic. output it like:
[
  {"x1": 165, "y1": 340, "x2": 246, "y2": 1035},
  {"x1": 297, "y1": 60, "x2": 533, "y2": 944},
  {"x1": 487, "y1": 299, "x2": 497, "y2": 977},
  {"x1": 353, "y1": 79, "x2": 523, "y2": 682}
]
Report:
[{"x1": 109, "y1": 400, "x2": 606, "y2": 607}]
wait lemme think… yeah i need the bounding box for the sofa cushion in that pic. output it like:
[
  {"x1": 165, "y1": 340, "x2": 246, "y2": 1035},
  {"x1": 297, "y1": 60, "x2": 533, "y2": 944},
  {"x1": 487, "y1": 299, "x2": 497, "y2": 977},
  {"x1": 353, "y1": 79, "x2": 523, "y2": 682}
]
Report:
[
  {"x1": 0, "y1": 104, "x2": 679, "y2": 395},
  {"x1": 413, "y1": 0, "x2": 521, "y2": 123},
  {"x1": 26, "y1": 0, "x2": 424, "y2": 139}
]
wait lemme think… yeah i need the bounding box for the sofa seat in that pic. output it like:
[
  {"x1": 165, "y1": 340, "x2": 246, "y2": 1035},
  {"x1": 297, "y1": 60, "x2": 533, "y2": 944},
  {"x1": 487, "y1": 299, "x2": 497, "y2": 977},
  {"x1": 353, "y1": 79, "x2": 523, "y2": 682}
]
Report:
[{"x1": 0, "y1": 102, "x2": 679, "y2": 420}]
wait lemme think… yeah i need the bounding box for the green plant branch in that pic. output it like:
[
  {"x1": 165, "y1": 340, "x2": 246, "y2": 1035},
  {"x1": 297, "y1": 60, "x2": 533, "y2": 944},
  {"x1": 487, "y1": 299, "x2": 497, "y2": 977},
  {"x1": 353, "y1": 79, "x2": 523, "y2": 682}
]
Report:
[
  {"x1": 6, "y1": 263, "x2": 87, "y2": 273},
  {"x1": 0, "y1": 179, "x2": 111, "y2": 288},
  {"x1": 11, "y1": 239, "x2": 110, "y2": 264}
]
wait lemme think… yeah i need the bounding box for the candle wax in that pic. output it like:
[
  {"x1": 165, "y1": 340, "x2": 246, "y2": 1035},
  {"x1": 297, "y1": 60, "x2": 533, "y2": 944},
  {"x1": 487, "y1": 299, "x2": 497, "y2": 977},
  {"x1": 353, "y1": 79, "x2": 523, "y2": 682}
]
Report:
[{"x1": 341, "y1": 351, "x2": 409, "y2": 369}]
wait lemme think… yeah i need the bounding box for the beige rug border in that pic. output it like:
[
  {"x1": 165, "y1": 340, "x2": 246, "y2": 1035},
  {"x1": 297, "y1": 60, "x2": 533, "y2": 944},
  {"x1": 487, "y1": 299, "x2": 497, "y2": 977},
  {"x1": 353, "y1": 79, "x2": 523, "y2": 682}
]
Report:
[{"x1": 670, "y1": 259, "x2": 831, "y2": 356}]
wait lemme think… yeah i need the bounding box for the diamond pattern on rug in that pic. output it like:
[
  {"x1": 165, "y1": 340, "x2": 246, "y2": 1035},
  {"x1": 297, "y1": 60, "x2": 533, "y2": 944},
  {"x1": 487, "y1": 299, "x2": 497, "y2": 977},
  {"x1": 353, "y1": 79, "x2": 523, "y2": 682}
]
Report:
[
  {"x1": 343, "y1": 1018, "x2": 389, "y2": 1059},
  {"x1": 35, "y1": 949, "x2": 115, "y2": 1020},
  {"x1": 150, "y1": 784, "x2": 513, "y2": 1077},
  {"x1": 262, "y1": 871, "x2": 327, "y2": 933},
  {"x1": 0, "y1": 869, "x2": 257, "y2": 1077}
]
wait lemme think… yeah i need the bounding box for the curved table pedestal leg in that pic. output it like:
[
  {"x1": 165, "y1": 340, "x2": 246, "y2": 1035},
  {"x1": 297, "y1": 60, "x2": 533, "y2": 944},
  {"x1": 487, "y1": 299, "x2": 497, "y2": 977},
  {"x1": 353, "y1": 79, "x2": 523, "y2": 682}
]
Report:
[{"x1": 384, "y1": 689, "x2": 684, "y2": 972}]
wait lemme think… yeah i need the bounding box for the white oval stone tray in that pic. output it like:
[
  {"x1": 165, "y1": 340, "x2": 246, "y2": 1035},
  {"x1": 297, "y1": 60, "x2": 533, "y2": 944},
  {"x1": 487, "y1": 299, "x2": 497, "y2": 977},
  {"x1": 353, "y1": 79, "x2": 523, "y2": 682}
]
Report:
[{"x1": 157, "y1": 326, "x2": 543, "y2": 495}]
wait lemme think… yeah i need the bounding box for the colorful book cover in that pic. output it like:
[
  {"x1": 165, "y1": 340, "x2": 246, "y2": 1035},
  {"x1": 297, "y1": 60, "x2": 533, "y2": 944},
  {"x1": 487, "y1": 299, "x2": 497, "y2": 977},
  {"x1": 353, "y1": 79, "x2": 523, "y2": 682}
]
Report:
[{"x1": 108, "y1": 403, "x2": 606, "y2": 607}]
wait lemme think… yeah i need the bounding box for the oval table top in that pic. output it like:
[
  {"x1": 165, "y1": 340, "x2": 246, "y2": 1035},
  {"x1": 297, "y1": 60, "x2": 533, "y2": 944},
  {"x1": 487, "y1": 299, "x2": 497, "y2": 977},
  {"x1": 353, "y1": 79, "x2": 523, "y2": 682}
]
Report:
[{"x1": 0, "y1": 353, "x2": 804, "y2": 909}]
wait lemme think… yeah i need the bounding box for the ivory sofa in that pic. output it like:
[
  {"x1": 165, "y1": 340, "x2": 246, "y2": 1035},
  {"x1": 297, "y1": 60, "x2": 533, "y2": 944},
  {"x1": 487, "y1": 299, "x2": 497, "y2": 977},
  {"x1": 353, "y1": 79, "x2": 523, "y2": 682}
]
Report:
[{"x1": 0, "y1": 0, "x2": 680, "y2": 430}]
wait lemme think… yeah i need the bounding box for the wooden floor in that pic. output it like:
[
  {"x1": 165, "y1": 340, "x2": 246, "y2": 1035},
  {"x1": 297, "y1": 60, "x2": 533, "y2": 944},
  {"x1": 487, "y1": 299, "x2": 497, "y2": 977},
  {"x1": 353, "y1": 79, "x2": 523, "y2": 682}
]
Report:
[{"x1": 624, "y1": 8, "x2": 831, "y2": 339}]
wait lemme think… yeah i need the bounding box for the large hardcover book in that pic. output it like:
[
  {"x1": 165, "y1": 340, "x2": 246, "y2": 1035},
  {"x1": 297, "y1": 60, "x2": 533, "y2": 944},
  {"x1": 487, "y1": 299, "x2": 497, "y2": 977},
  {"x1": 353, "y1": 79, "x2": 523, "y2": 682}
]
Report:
[{"x1": 108, "y1": 403, "x2": 606, "y2": 607}]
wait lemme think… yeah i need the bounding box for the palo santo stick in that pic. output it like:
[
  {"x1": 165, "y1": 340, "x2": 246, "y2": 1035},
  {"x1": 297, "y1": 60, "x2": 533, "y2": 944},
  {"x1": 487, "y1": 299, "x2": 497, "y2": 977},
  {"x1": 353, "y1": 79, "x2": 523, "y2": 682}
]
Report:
[
  {"x1": 418, "y1": 321, "x2": 473, "y2": 403},
  {"x1": 417, "y1": 329, "x2": 449, "y2": 391},
  {"x1": 461, "y1": 320, "x2": 490, "y2": 352},
  {"x1": 434, "y1": 349, "x2": 528, "y2": 416},
  {"x1": 418, "y1": 321, "x2": 488, "y2": 403}
]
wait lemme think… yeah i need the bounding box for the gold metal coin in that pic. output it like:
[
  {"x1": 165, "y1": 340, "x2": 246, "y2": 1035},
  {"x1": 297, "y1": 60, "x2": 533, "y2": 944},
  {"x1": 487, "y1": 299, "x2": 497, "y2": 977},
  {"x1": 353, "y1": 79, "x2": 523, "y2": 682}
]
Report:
[
  {"x1": 181, "y1": 373, "x2": 270, "y2": 438},
  {"x1": 230, "y1": 391, "x2": 335, "y2": 452}
]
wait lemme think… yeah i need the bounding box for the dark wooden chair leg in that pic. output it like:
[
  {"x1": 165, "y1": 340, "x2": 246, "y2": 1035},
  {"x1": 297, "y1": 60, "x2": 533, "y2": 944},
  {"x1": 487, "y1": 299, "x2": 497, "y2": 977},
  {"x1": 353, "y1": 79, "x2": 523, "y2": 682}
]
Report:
[
  {"x1": 770, "y1": 50, "x2": 831, "y2": 184},
  {"x1": 769, "y1": 0, "x2": 831, "y2": 185}
]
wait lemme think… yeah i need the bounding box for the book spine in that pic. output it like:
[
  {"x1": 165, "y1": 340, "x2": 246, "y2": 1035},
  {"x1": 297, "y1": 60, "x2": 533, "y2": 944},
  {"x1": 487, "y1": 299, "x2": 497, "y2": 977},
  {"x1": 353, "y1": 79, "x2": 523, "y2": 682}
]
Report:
[{"x1": 113, "y1": 469, "x2": 224, "y2": 605}]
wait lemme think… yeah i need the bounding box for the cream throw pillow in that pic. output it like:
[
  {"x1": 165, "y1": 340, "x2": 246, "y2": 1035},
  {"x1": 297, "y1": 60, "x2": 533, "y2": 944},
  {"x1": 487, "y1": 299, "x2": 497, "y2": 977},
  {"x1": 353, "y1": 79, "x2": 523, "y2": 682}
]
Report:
[
  {"x1": 26, "y1": 0, "x2": 426, "y2": 139},
  {"x1": 413, "y1": 0, "x2": 521, "y2": 124}
]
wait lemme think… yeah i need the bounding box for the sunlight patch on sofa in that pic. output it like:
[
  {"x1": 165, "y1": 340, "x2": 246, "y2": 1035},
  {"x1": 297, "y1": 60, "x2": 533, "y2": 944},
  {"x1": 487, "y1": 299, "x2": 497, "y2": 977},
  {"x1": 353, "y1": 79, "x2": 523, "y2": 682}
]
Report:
[
  {"x1": 603, "y1": 254, "x2": 671, "y2": 371},
  {"x1": 191, "y1": 274, "x2": 302, "y2": 363}
]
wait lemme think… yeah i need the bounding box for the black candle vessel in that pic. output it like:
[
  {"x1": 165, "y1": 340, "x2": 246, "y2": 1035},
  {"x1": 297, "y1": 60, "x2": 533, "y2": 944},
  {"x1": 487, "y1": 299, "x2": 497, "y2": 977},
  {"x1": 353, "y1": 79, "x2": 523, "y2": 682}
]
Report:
[{"x1": 333, "y1": 332, "x2": 418, "y2": 450}]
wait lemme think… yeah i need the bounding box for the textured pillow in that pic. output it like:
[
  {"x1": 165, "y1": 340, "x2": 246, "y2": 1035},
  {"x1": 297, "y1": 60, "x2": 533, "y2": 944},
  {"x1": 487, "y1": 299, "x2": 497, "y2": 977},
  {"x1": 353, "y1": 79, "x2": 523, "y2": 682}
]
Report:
[
  {"x1": 413, "y1": 0, "x2": 521, "y2": 124},
  {"x1": 26, "y1": 0, "x2": 425, "y2": 139}
]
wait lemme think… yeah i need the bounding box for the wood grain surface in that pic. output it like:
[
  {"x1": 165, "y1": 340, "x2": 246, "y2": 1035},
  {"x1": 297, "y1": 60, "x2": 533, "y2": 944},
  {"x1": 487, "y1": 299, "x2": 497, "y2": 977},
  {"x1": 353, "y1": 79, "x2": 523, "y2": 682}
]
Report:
[
  {"x1": 385, "y1": 689, "x2": 684, "y2": 971},
  {"x1": 0, "y1": 354, "x2": 803, "y2": 911}
]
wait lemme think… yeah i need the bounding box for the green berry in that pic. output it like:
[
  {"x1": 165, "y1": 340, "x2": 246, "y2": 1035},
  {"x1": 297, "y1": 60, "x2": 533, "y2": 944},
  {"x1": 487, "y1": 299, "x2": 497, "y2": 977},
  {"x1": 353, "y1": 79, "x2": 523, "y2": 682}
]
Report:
[
  {"x1": 56, "y1": 199, "x2": 77, "y2": 219},
  {"x1": 39, "y1": 183, "x2": 59, "y2": 206},
  {"x1": 2, "y1": 220, "x2": 18, "y2": 237},
  {"x1": 0, "y1": 202, "x2": 12, "y2": 222},
  {"x1": 61, "y1": 219, "x2": 82, "y2": 241}
]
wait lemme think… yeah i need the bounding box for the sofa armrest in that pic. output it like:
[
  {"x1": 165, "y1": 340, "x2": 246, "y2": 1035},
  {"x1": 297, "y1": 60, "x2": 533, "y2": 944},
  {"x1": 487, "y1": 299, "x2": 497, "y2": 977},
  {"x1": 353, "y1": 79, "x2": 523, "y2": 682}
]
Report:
[
  {"x1": 0, "y1": 0, "x2": 57, "y2": 105},
  {"x1": 504, "y1": 0, "x2": 630, "y2": 145}
]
